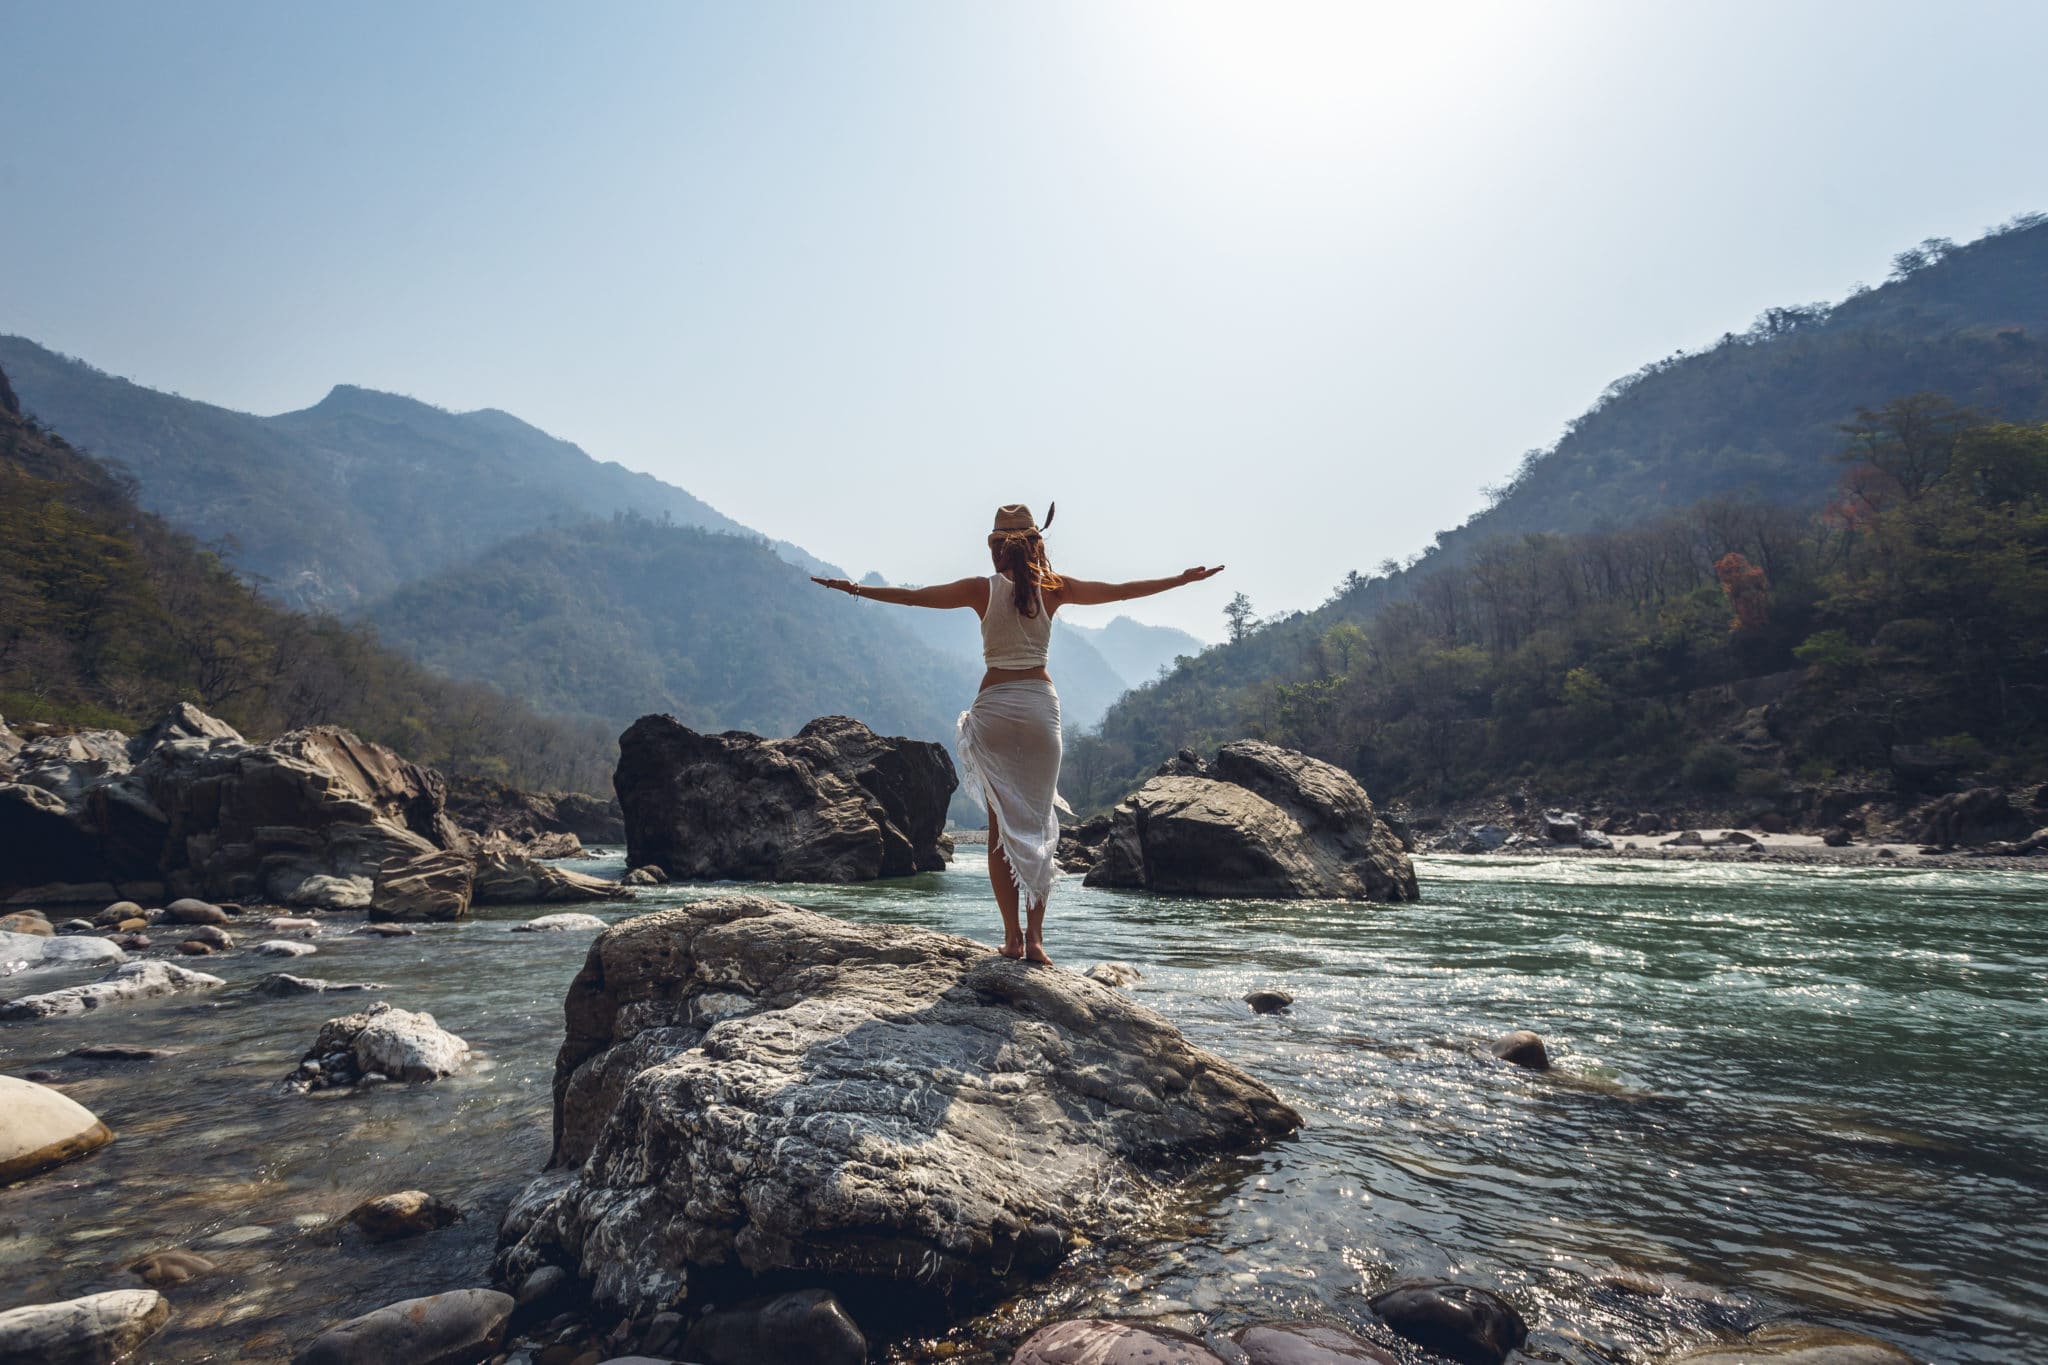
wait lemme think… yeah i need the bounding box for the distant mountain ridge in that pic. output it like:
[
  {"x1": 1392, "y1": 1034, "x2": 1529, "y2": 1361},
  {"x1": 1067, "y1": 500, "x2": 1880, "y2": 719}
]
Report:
[{"x1": 0, "y1": 337, "x2": 835, "y2": 610}]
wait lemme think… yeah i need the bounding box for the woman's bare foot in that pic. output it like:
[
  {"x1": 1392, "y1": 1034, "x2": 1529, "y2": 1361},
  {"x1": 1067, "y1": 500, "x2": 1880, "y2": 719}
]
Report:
[
  {"x1": 1024, "y1": 936, "x2": 1053, "y2": 966},
  {"x1": 1000, "y1": 934, "x2": 1025, "y2": 960}
]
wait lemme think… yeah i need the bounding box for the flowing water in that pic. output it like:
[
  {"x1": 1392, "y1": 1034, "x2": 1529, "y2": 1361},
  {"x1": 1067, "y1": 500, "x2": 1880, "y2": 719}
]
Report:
[{"x1": 2, "y1": 851, "x2": 2044, "y2": 1363}]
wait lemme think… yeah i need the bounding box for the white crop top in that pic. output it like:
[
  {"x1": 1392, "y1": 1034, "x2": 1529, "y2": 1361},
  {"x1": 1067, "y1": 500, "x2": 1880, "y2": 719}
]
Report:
[{"x1": 981, "y1": 573, "x2": 1053, "y2": 668}]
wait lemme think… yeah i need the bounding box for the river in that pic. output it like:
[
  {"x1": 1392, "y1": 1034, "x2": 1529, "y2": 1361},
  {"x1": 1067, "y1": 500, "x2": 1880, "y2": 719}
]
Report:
[{"x1": 2, "y1": 851, "x2": 2043, "y2": 1362}]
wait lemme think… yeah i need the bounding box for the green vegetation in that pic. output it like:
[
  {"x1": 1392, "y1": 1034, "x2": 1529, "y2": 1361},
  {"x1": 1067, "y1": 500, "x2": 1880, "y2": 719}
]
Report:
[
  {"x1": 363, "y1": 514, "x2": 978, "y2": 743},
  {"x1": 1069, "y1": 214, "x2": 2048, "y2": 813},
  {"x1": 0, "y1": 367, "x2": 613, "y2": 790}
]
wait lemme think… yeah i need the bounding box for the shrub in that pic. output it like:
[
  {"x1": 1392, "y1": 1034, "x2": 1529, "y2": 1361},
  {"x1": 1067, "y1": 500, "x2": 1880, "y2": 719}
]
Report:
[{"x1": 1683, "y1": 741, "x2": 1743, "y2": 790}]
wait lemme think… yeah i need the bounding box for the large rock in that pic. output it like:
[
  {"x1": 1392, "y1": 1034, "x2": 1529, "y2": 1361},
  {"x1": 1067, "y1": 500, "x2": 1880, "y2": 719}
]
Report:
[
  {"x1": 1014, "y1": 1320, "x2": 1227, "y2": 1364},
  {"x1": 292, "y1": 1003, "x2": 469, "y2": 1087},
  {"x1": 0, "y1": 929, "x2": 125, "y2": 977},
  {"x1": 445, "y1": 780, "x2": 625, "y2": 845},
  {"x1": 1905, "y1": 787, "x2": 2031, "y2": 848},
  {"x1": 0, "y1": 706, "x2": 476, "y2": 920},
  {"x1": 0, "y1": 1290, "x2": 169, "y2": 1365},
  {"x1": 291, "y1": 1289, "x2": 512, "y2": 1365},
  {"x1": 496, "y1": 896, "x2": 1300, "y2": 1315},
  {"x1": 470, "y1": 834, "x2": 627, "y2": 905},
  {"x1": 1662, "y1": 1323, "x2": 1916, "y2": 1363},
  {"x1": 1367, "y1": 1281, "x2": 1527, "y2": 1365},
  {"x1": 0, "y1": 960, "x2": 224, "y2": 1021},
  {"x1": 1080, "y1": 742, "x2": 1418, "y2": 901},
  {"x1": 615, "y1": 713, "x2": 956, "y2": 882},
  {"x1": 0, "y1": 1075, "x2": 114, "y2": 1185}
]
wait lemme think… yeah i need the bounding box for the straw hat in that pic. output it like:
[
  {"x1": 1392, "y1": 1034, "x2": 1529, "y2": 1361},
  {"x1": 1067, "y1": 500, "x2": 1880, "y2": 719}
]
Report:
[{"x1": 989, "y1": 502, "x2": 1055, "y2": 537}]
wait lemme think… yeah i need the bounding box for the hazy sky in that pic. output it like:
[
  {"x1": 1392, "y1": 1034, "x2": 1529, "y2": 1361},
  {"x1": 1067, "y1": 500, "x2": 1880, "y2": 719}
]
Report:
[{"x1": 4, "y1": 2, "x2": 2045, "y2": 638}]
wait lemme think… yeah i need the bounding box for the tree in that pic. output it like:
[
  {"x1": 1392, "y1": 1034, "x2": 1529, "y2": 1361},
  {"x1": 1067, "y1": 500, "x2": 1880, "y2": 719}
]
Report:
[{"x1": 1224, "y1": 592, "x2": 1258, "y2": 643}]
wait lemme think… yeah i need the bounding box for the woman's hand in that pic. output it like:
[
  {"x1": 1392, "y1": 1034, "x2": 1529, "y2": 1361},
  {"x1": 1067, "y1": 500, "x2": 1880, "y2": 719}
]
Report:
[
  {"x1": 1179, "y1": 565, "x2": 1226, "y2": 584},
  {"x1": 811, "y1": 576, "x2": 860, "y2": 595}
]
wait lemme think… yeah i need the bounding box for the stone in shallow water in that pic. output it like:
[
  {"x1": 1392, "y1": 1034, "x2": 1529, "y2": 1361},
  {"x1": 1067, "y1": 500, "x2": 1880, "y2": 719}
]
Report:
[
  {"x1": 1086, "y1": 961, "x2": 1142, "y2": 988},
  {"x1": 164, "y1": 898, "x2": 230, "y2": 926},
  {"x1": 71, "y1": 1045, "x2": 174, "y2": 1061},
  {"x1": 1367, "y1": 1281, "x2": 1527, "y2": 1365},
  {"x1": 292, "y1": 1002, "x2": 468, "y2": 1086},
  {"x1": 1489, "y1": 1030, "x2": 1549, "y2": 1070},
  {"x1": 1233, "y1": 1320, "x2": 1400, "y2": 1364},
  {"x1": 347, "y1": 1190, "x2": 462, "y2": 1242},
  {"x1": 495, "y1": 895, "x2": 1301, "y2": 1316},
  {"x1": 0, "y1": 929, "x2": 125, "y2": 976},
  {"x1": 253, "y1": 974, "x2": 388, "y2": 997},
  {"x1": 125, "y1": 1249, "x2": 217, "y2": 1287},
  {"x1": 1014, "y1": 1319, "x2": 1227, "y2": 1364},
  {"x1": 0, "y1": 960, "x2": 223, "y2": 1021},
  {"x1": 510, "y1": 912, "x2": 607, "y2": 933},
  {"x1": 1661, "y1": 1322, "x2": 1917, "y2": 1363},
  {"x1": 291, "y1": 1289, "x2": 512, "y2": 1365},
  {"x1": 253, "y1": 939, "x2": 317, "y2": 957},
  {"x1": 0, "y1": 911, "x2": 52, "y2": 936},
  {"x1": 1246, "y1": 989, "x2": 1294, "y2": 1014},
  {"x1": 678, "y1": 1289, "x2": 865, "y2": 1365},
  {"x1": 0, "y1": 1074, "x2": 114, "y2": 1186},
  {"x1": 0, "y1": 1289, "x2": 169, "y2": 1365}
]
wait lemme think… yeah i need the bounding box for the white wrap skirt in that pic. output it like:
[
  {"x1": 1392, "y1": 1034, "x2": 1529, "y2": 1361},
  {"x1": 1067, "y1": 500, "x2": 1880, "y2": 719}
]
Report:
[{"x1": 957, "y1": 680, "x2": 1075, "y2": 912}]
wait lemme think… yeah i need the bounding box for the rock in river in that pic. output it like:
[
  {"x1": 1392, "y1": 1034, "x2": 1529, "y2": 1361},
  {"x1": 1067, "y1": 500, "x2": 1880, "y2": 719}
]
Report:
[
  {"x1": 615, "y1": 713, "x2": 956, "y2": 882},
  {"x1": 0, "y1": 1290, "x2": 167, "y2": 1365},
  {"x1": 1077, "y1": 742, "x2": 1418, "y2": 901},
  {"x1": 678, "y1": 1288, "x2": 865, "y2": 1365},
  {"x1": 0, "y1": 960, "x2": 224, "y2": 1021},
  {"x1": 253, "y1": 939, "x2": 317, "y2": 957},
  {"x1": 1489, "y1": 1030, "x2": 1550, "y2": 1070},
  {"x1": 292, "y1": 1288, "x2": 512, "y2": 1365},
  {"x1": 1367, "y1": 1281, "x2": 1527, "y2": 1365},
  {"x1": 0, "y1": 1074, "x2": 114, "y2": 1185},
  {"x1": 347, "y1": 1190, "x2": 463, "y2": 1242},
  {"x1": 289, "y1": 1002, "x2": 469, "y2": 1089},
  {"x1": 0, "y1": 929, "x2": 124, "y2": 977},
  {"x1": 1233, "y1": 1319, "x2": 1400, "y2": 1363},
  {"x1": 1661, "y1": 1322, "x2": 1917, "y2": 1363},
  {"x1": 1014, "y1": 1319, "x2": 1227, "y2": 1364},
  {"x1": 510, "y1": 912, "x2": 607, "y2": 933},
  {"x1": 495, "y1": 895, "x2": 1300, "y2": 1315}
]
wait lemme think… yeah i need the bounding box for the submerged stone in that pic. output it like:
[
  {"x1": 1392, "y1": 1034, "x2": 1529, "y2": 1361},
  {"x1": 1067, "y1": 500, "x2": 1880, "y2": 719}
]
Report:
[{"x1": 0, "y1": 1075, "x2": 114, "y2": 1186}]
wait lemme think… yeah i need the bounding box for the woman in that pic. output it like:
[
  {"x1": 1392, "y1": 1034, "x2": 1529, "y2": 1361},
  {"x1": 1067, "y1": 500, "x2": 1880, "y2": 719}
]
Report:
[{"x1": 813, "y1": 503, "x2": 1222, "y2": 965}]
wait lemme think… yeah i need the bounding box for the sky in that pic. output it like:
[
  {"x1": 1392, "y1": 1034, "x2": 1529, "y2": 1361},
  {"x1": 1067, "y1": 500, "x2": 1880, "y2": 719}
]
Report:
[{"x1": 3, "y1": 2, "x2": 2046, "y2": 640}]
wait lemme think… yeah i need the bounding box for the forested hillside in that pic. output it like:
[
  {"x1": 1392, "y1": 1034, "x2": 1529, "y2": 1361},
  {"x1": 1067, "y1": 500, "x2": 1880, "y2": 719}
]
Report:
[
  {"x1": 1069, "y1": 217, "x2": 2048, "y2": 813},
  {"x1": 364, "y1": 516, "x2": 980, "y2": 744},
  {"x1": 0, "y1": 363, "x2": 614, "y2": 789},
  {"x1": 0, "y1": 337, "x2": 833, "y2": 610}
]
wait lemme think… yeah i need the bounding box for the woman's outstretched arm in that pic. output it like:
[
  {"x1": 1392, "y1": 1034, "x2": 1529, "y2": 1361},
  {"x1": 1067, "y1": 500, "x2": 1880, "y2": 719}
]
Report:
[
  {"x1": 811, "y1": 575, "x2": 987, "y2": 610},
  {"x1": 1052, "y1": 565, "x2": 1224, "y2": 608}
]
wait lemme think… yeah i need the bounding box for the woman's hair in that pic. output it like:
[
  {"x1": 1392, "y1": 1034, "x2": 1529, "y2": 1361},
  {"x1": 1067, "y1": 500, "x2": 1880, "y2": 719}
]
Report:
[{"x1": 989, "y1": 530, "x2": 1063, "y2": 619}]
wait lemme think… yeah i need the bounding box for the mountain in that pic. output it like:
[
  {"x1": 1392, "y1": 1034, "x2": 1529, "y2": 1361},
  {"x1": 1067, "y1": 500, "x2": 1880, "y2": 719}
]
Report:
[
  {"x1": 1062, "y1": 616, "x2": 1206, "y2": 691},
  {"x1": 0, "y1": 361, "x2": 614, "y2": 790},
  {"x1": 0, "y1": 337, "x2": 835, "y2": 611},
  {"x1": 363, "y1": 516, "x2": 979, "y2": 746},
  {"x1": 1066, "y1": 215, "x2": 2048, "y2": 813}
]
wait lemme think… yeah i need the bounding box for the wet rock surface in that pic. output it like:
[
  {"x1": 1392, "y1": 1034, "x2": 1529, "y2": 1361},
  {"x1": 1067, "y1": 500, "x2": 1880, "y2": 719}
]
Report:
[
  {"x1": 290, "y1": 1288, "x2": 511, "y2": 1365},
  {"x1": 1662, "y1": 1322, "x2": 1918, "y2": 1362},
  {"x1": 347, "y1": 1190, "x2": 463, "y2": 1242},
  {"x1": 496, "y1": 895, "x2": 1300, "y2": 1316},
  {"x1": 287, "y1": 1002, "x2": 469, "y2": 1090},
  {"x1": 0, "y1": 960, "x2": 224, "y2": 1021},
  {"x1": 1367, "y1": 1280, "x2": 1528, "y2": 1365},
  {"x1": 509, "y1": 913, "x2": 607, "y2": 933},
  {"x1": 0, "y1": 929, "x2": 124, "y2": 976},
  {"x1": 124, "y1": 1250, "x2": 216, "y2": 1288},
  {"x1": 1077, "y1": 742, "x2": 1418, "y2": 901},
  {"x1": 678, "y1": 1288, "x2": 866, "y2": 1365},
  {"x1": 1489, "y1": 1030, "x2": 1550, "y2": 1070},
  {"x1": 0, "y1": 1289, "x2": 169, "y2": 1365},
  {"x1": 1013, "y1": 1319, "x2": 1228, "y2": 1364},
  {"x1": 615, "y1": 712, "x2": 956, "y2": 882},
  {"x1": 1232, "y1": 1319, "x2": 1401, "y2": 1364},
  {"x1": 0, "y1": 1074, "x2": 114, "y2": 1185}
]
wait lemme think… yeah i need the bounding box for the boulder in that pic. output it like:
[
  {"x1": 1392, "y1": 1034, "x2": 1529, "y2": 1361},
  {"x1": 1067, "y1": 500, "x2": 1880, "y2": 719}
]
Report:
[
  {"x1": 1661, "y1": 1322, "x2": 1916, "y2": 1363},
  {"x1": 291, "y1": 1289, "x2": 512, "y2": 1365},
  {"x1": 1543, "y1": 811, "x2": 1583, "y2": 843},
  {"x1": 1489, "y1": 1030, "x2": 1549, "y2": 1070},
  {"x1": 677, "y1": 1289, "x2": 865, "y2": 1365},
  {"x1": 253, "y1": 940, "x2": 318, "y2": 957},
  {"x1": 177, "y1": 940, "x2": 214, "y2": 957},
  {"x1": 0, "y1": 1075, "x2": 114, "y2": 1185},
  {"x1": 510, "y1": 913, "x2": 608, "y2": 933},
  {"x1": 621, "y1": 864, "x2": 666, "y2": 886},
  {"x1": 471, "y1": 835, "x2": 627, "y2": 905},
  {"x1": 181, "y1": 924, "x2": 235, "y2": 949},
  {"x1": 0, "y1": 1289, "x2": 169, "y2": 1365},
  {"x1": 290, "y1": 1003, "x2": 469, "y2": 1088},
  {"x1": 495, "y1": 896, "x2": 1300, "y2": 1316},
  {"x1": 164, "y1": 897, "x2": 228, "y2": 926},
  {"x1": 1906, "y1": 787, "x2": 2030, "y2": 848},
  {"x1": 615, "y1": 713, "x2": 956, "y2": 882},
  {"x1": 1665, "y1": 830, "x2": 1705, "y2": 847},
  {"x1": 0, "y1": 929, "x2": 125, "y2": 977},
  {"x1": 1080, "y1": 742, "x2": 1416, "y2": 901},
  {"x1": 1822, "y1": 827, "x2": 1854, "y2": 848},
  {"x1": 1246, "y1": 990, "x2": 1294, "y2": 1014},
  {"x1": 347, "y1": 1190, "x2": 463, "y2": 1242},
  {"x1": 1367, "y1": 1281, "x2": 1527, "y2": 1365},
  {"x1": 1085, "y1": 961, "x2": 1143, "y2": 989},
  {"x1": 1232, "y1": 1320, "x2": 1400, "y2": 1364},
  {"x1": 0, "y1": 960, "x2": 224, "y2": 1021},
  {"x1": 1055, "y1": 812, "x2": 1115, "y2": 874},
  {"x1": 0, "y1": 911, "x2": 51, "y2": 936},
  {"x1": 522, "y1": 831, "x2": 585, "y2": 860},
  {"x1": 1577, "y1": 829, "x2": 1614, "y2": 850},
  {"x1": 1013, "y1": 1320, "x2": 1227, "y2": 1365},
  {"x1": 0, "y1": 707, "x2": 476, "y2": 921},
  {"x1": 554, "y1": 792, "x2": 626, "y2": 844}
]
